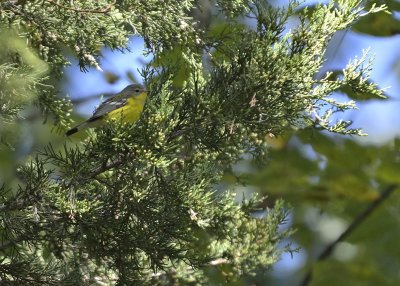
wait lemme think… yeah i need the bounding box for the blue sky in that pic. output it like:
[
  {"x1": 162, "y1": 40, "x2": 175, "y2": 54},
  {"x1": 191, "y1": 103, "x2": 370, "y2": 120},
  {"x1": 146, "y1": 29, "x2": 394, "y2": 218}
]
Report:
[{"x1": 324, "y1": 30, "x2": 400, "y2": 144}]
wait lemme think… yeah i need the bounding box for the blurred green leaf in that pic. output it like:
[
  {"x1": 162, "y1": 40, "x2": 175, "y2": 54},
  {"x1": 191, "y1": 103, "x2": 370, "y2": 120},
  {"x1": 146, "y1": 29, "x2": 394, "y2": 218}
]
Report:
[
  {"x1": 151, "y1": 46, "x2": 194, "y2": 87},
  {"x1": 352, "y1": 11, "x2": 400, "y2": 36},
  {"x1": 364, "y1": 0, "x2": 400, "y2": 12}
]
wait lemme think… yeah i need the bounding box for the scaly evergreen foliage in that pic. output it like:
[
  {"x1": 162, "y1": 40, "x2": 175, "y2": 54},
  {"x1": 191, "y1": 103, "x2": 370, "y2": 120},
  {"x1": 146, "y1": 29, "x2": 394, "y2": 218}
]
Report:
[{"x1": 0, "y1": 0, "x2": 387, "y2": 285}]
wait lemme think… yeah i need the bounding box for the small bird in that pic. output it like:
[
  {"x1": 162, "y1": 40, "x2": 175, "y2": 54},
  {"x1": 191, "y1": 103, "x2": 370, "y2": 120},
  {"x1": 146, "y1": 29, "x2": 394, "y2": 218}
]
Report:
[{"x1": 65, "y1": 84, "x2": 148, "y2": 136}]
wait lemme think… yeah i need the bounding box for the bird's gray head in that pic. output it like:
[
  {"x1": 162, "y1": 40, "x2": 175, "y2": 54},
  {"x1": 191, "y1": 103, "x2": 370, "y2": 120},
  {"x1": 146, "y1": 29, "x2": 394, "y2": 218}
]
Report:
[{"x1": 120, "y1": 84, "x2": 148, "y2": 97}]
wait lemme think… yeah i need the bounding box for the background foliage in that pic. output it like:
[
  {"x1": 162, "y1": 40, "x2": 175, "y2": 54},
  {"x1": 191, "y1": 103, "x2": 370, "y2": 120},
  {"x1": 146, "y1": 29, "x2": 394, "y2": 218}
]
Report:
[{"x1": 0, "y1": 0, "x2": 399, "y2": 285}]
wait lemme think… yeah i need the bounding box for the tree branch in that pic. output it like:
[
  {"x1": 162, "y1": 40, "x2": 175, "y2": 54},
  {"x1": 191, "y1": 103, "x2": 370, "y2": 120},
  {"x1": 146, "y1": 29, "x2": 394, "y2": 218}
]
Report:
[
  {"x1": 299, "y1": 184, "x2": 398, "y2": 286},
  {"x1": 87, "y1": 158, "x2": 124, "y2": 178}
]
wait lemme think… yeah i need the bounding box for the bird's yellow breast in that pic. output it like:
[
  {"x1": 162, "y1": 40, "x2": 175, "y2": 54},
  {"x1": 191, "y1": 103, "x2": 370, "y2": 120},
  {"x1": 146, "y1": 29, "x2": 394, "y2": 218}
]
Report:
[{"x1": 106, "y1": 92, "x2": 147, "y2": 123}]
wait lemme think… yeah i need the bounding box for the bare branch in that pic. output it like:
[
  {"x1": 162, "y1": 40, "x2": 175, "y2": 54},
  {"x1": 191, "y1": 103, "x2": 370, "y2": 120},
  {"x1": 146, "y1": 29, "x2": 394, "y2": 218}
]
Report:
[{"x1": 300, "y1": 184, "x2": 398, "y2": 286}]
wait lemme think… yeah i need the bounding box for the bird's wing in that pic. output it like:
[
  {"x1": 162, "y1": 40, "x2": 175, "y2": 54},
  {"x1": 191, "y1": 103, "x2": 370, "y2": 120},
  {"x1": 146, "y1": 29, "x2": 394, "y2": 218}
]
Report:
[{"x1": 89, "y1": 95, "x2": 128, "y2": 121}]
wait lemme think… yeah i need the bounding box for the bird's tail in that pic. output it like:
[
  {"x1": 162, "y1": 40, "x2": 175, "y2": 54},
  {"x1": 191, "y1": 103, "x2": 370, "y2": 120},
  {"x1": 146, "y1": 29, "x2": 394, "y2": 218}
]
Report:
[{"x1": 65, "y1": 121, "x2": 90, "y2": 136}]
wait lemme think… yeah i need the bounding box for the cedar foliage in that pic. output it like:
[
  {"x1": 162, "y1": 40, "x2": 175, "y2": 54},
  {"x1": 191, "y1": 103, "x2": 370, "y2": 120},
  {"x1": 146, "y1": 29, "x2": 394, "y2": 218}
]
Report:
[{"x1": 0, "y1": 0, "x2": 385, "y2": 285}]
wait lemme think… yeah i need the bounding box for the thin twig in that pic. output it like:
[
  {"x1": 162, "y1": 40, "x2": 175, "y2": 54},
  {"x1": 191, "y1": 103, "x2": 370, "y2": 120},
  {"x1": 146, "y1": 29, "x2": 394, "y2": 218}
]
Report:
[
  {"x1": 299, "y1": 184, "x2": 398, "y2": 286},
  {"x1": 149, "y1": 258, "x2": 229, "y2": 279},
  {"x1": 87, "y1": 158, "x2": 124, "y2": 178}
]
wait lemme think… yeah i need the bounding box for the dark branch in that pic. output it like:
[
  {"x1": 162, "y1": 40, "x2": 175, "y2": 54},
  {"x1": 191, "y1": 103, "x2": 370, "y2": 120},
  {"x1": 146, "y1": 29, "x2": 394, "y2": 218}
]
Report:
[
  {"x1": 87, "y1": 158, "x2": 124, "y2": 178},
  {"x1": 299, "y1": 184, "x2": 398, "y2": 286}
]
